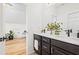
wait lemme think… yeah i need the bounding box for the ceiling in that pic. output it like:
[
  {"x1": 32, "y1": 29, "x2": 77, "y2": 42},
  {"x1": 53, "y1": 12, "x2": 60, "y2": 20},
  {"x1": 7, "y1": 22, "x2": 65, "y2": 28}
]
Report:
[{"x1": 3, "y1": 3, "x2": 26, "y2": 24}]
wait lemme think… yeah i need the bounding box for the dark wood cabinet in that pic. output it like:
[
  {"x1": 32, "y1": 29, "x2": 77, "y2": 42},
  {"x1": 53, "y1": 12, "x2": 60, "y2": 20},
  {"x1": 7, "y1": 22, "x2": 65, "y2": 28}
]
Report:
[{"x1": 34, "y1": 34, "x2": 79, "y2": 55}]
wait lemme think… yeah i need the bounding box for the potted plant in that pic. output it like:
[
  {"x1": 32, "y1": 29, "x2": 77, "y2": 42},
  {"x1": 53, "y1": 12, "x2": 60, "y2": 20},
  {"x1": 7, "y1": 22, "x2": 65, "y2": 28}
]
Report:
[
  {"x1": 54, "y1": 22, "x2": 63, "y2": 35},
  {"x1": 46, "y1": 23, "x2": 55, "y2": 34},
  {"x1": 7, "y1": 30, "x2": 15, "y2": 40},
  {"x1": 46, "y1": 22, "x2": 62, "y2": 35}
]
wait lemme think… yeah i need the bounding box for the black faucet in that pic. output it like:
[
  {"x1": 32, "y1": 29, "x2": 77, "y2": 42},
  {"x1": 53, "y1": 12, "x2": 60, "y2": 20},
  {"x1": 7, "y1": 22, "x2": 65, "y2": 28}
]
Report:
[{"x1": 65, "y1": 29, "x2": 72, "y2": 37}]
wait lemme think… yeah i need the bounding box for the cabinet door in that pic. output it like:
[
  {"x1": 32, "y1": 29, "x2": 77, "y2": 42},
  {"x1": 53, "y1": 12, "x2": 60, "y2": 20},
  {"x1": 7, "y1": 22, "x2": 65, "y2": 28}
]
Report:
[
  {"x1": 42, "y1": 50, "x2": 50, "y2": 55},
  {"x1": 52, "y1": 39, "x2": 78, "y2": 54},
  {"x1": 42, "y1": 36, "x2": 51, "y2": 55},
  {"x1": 51, "y1": 45, "x2": 65, "y2": 55},
  {"x1": 54, "y1": 49, "x2": 65, "y2": 55},
  {"x1": 53, "y1": 46, "x2": 73, "y2": 55},
  {"x1": 38, "y1": 40, "x2": 42, "y2": 54},
  {"x1": 42, "y1": 42, "x2": 50, "y2": 53},
  {"x1": 53, "y1": 46, "x2": 65, "y2": 55}
]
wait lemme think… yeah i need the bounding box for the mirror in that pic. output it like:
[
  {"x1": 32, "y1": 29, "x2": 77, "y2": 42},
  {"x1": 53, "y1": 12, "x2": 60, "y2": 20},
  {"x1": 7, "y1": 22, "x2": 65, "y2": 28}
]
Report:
[{"x1": 67, "y1": 11, "x2": 79, "y2": 38}]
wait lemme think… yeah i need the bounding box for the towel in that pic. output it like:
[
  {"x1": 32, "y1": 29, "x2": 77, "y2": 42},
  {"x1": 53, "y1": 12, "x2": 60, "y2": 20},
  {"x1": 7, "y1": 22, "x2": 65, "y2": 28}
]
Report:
[{"x1": 34, "y1": 39, "x2": 38, "y2": 50}]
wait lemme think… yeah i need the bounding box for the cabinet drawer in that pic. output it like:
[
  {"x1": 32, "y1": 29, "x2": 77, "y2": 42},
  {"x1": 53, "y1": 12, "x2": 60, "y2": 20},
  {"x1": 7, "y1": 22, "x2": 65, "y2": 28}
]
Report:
[
  {"x1": 34, "y1": 34, "x2": 41, "y2": 39},
  {"x1": 42, "y1": 42, "x2": 50, "y2": 53},
  {"x1": 54, "y1": 46, "x2": 72, "y2": 55},
  {"x1": 52, "y1": 39, "x2": 79, "y2": 54},
  {"x1": 54, "y1": 49, "x2": 65, "y2": 55},
  {"x1": 42, "y1": 37, "x2": 50, "y2": 43},
  {"x1": 51, "y1": 45, "x2": 65, "y2": 55}
]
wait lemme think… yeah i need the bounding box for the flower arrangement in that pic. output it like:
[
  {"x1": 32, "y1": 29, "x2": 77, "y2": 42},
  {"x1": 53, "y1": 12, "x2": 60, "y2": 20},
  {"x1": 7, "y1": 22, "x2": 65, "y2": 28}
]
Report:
[{"x1": 46, "y1": 22, "x2": 63, "y2": 35}]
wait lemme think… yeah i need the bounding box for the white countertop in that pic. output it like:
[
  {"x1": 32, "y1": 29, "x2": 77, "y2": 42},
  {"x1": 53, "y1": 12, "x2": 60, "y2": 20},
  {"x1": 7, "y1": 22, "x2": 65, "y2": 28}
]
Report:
[{"x1": 34, "y1": 32, "x2": 79, "y2": 46}]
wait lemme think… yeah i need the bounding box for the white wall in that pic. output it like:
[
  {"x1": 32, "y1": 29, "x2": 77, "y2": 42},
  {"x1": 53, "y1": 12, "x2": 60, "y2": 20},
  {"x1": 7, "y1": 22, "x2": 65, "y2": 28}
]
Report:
[
  {"x1": 26, "y1": 3, "x2": 43, "y2": 54},
  {"x1": 0, "y1": 3, "x2": 5, "y2": 55},
  {"x1": 41, "y1": 4, "x2": 56, "y2": 28},
  {"x1": 0, "y1": 3, "x2": 3, "y2": 34},
  {"x1": 3, "y1": 3, "x2": 26, "y2": 24}
]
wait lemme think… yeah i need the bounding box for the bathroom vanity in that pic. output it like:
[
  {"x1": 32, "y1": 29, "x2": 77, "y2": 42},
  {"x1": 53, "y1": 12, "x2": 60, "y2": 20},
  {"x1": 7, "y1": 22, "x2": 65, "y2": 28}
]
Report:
[{"x1": 33, "y1": 33, "x2": 79, "y2": 55}]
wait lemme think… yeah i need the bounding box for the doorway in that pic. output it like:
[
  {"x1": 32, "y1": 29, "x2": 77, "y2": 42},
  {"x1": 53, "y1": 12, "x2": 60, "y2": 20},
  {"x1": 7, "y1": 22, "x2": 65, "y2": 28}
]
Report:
[{"x1": 3, "y1": 3, "x2": 27, "y2": 55}]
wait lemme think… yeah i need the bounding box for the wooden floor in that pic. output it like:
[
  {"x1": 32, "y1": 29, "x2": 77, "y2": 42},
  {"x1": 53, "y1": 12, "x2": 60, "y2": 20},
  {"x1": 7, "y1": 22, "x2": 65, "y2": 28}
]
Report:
[{"x1": 5, "y1": 38, "x2": 27, "y2": 55}]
